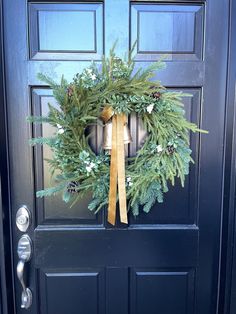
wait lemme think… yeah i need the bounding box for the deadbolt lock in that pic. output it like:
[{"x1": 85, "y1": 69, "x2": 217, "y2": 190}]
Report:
[{"x1": 16, "y1": 206, "x2": 30, "y2": 232}]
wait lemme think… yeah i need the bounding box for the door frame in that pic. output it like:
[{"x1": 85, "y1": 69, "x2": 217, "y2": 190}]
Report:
[
  {"x1": 218, "y1": 0, "x2": 236, "y2": 313},
  {"x1": 0, "y1": 1, "x2": 235, "y2": 314},
  {"x1": 0, "y1": 0, "x2": 14, "y2": 313}
]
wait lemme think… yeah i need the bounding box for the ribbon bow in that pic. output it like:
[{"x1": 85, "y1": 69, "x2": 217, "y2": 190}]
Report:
[{"x1": 101, "y1": 106, "x2": 129, "y2": 225}]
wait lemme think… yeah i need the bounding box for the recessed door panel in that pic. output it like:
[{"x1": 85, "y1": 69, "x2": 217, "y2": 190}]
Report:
[
  {"x1": 130, "y1": 269, "x2": 195, "y2": 314},
  {"x1": 31, "y1": 88, "x2": 103, "y2": 224},
  {"x1": 129, "y1": 88, "x2": 201, "y2": 224},
  {"x1": 28, "y1": 3, "x2": 104, "y2": 60},
  {"x1": 39, "y1": 269, "x2": 105, "y2": 314},
  {"x1": 131, "y1": 3, "x2": 204, "y2": 61}
]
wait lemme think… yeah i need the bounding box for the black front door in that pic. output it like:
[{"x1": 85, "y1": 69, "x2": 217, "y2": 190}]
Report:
[{"x1": 4, "y1": 0, "x2": 229, "y2": 313}]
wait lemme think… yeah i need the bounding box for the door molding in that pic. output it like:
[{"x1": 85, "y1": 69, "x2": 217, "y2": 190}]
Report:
[
  {"x1": 0, "y1": 0, "x2": 14, "y2": 313},
  {"x1": 219, "y1": 0, "x2": 236, "y2": 313}
]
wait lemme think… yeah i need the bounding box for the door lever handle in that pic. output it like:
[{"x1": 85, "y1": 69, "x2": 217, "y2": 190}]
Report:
[
  {"x1": 17, "y1": 235, "x2": 33, "y2": 309},
  {"x1": 17, "y1": 260, "x2": 32, "y2": 308}
]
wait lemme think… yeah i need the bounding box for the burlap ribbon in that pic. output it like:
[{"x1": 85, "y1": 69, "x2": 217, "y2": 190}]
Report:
[{"x1": 101, "y1": 107, "x2": 128, "y2": 225}]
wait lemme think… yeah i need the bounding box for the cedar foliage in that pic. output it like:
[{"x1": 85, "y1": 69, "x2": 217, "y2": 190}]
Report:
[{"x1": 28, "y1": 46, "x2": 207, "y2": 216}]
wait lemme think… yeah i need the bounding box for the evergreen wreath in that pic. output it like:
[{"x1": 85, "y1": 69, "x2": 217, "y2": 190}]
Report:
[{"x1": 28, "y1": 46, "x2": 207, "y2": 218}]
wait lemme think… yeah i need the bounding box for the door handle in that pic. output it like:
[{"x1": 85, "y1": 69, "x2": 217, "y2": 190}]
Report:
[{"x1": 17, "y1": 235, "x2": 33, "y2": 309}]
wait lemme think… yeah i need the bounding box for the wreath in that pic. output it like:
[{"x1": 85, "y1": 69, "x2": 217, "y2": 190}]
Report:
[{"x1": 28, "y1": 47, "x2": 206, "y2": 225}]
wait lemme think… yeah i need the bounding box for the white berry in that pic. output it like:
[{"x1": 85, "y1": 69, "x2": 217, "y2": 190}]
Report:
[
  {"x1": 156, "y1": 145, "x2": 163, "y2": 153},
  {"x1": 147, "y1": 104, "x2": 154, "y2": 114}
]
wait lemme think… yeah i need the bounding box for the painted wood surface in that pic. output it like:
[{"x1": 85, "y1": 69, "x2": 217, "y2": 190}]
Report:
[{"x1": 2, "y1": 0, "x2": 230, "y2": 313}]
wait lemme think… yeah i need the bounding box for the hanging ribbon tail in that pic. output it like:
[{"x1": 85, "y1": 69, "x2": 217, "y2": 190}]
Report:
[
  {"x1": 117, "y1": 114, "x2": 128, "y2": 224},
  {"x1": 107, "y1": 113, "x2": 128, "y2": 225},
  {"x1": 108, "y1": 115, "x2": 118, "y2": 225}
]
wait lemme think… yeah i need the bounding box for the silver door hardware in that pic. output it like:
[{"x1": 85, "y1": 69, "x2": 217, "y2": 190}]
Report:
[
  {"x1": 16, "y1": 206, "x2": 30, "y2": 232},
  {"x1": 17, "y1": 235, "x2": 33, "y2": 309}
]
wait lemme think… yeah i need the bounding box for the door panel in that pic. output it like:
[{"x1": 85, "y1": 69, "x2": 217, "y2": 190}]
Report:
[
  {"x1": 31, "y1": 88, "x2": 103, "y2": 224},
  {"x1": 39, "y1": 268, "x2": 105, "y2": 314},
  {"x1": 130, "y1": 268, "x2": 195, "y2": 314},
  {"x1": 131, "y1": 3, "x2": 204, "y2": 61},
  {"x1": 29, "y1": 3, "x2": 104, "y2": 60},
  {"x1": 129, "y1": 88, "x2": 200, "y2": 224},
  {"x1": 3, "y1": 0, "x2": 229, "y2": 314}
]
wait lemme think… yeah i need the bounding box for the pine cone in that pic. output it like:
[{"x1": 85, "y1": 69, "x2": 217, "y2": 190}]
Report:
[
  {"x1": 152, "y1": 92, "x2": 161, "y2": 99},
  {"x1": 67, "y1": 86, "x2": 73, "y2": 97},
  {"x1": 167, "y1": 145, "x2": 175, "y2": 154},
  {"x1": 67, "y1": 181, "x2": 79, "y2": 193}
]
